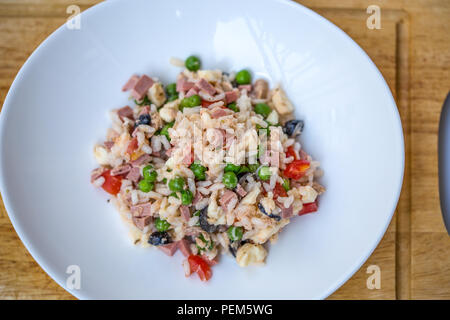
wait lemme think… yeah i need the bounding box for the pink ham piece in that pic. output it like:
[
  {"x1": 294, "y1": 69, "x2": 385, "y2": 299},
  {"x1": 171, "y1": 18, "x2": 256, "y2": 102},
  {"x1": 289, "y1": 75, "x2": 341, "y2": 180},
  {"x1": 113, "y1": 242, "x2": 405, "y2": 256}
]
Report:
[
  {"x1": 131, "y1": 75, "x2": 154, "y2": 100},
  {"x1": 280, "y1": 205, "x2": 294, "y2": 219},
  {"x1": 180, "y1": 205, "x2": 191, "y2": 221},
  {"x1": 122, "y1": 75, "x2": 139, "y2": 92},
  {"x1": 185, "y1": 86, "x2": 199, "y2": 97},
  {"x1": 130, "y1": 202, "x2": 153, "y2": 217},
  {"x1": 235, "y1": 184, "x2": 247, "y2": 197},
  {"x1": 177, "y1": 239, "x2": 191, "y2": 257},
  {"x1": 130, "y1": 154, "x2": 151, "y2": 166},
  {"x1": 196, "y1": 78, "x2": 216, "y2": 96},
  {"x1": 238, "y1": 84, "x2": 252, "y2": 92},
  {"x1": 104, "y1": 141, "x2": 115, "y2": 150},
  {"x1": 117, "y1": 106, "x2": 134, "y2": 121},
  {"x1": 132, "y1": 216, "x2": 152, "y2": 230},
  {"x1": 192, "y1": 191, "x2": 203, "y2": 205},
  {"x1": 110, "y1": 164, "x2": 132, "y2": 176},
  {"x1": 159, "y1": 242, "x2": 178, "y2": 256},
  {"x1": 176, "y1": 77, "x2": 195, "y2": 93},
  {"x1": 211, "y1": 107, "x2": 228, "y2": 119},
  {"x1": 219, "y1": 190, "x2": 238, "y2": 211},
  {"x1": 90, "y1": 167, "x2": 106, "y2": 183},
  {"x1": 126, "y1": 166, "x2": 141, "y2": 183},
  {"x1": 225, "y1": 89, "x2": 239, "y2": 104}
]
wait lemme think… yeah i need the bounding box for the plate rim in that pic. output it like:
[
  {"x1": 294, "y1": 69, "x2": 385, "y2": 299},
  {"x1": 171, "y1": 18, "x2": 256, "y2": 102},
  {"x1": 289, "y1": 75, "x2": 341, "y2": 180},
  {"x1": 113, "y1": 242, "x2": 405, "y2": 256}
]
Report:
[{"x1": 0, "y1": 0, "x2": 405, "y2": 300}]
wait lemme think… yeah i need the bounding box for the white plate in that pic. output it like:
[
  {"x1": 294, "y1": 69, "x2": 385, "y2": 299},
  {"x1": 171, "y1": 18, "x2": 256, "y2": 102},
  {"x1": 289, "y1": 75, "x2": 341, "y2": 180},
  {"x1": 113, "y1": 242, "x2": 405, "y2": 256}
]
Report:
[{"x1": 0, "y1": 0, "x2": 404, "y2": 299}]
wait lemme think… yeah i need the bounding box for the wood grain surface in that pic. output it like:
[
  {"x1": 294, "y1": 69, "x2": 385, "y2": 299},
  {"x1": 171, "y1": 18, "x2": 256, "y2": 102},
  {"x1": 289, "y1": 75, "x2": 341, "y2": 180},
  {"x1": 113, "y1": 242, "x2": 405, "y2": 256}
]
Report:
[{"x1": 0, "y1": 0, "x2": 449, "y2": 300}]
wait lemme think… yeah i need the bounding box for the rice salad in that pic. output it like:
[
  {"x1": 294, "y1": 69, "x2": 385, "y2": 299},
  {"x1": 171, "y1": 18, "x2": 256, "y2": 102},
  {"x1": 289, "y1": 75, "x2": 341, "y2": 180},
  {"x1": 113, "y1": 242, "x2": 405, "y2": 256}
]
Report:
[{"x1": 91, "y1": 55, "x2": 325, "y2": 281}]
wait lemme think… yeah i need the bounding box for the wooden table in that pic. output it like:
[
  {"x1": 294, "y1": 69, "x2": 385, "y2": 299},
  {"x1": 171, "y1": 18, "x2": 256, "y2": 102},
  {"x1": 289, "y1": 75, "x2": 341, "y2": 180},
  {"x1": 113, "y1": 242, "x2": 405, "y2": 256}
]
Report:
[{"x1": 0, "y1": 0, "x2": 449, "y2": 300}]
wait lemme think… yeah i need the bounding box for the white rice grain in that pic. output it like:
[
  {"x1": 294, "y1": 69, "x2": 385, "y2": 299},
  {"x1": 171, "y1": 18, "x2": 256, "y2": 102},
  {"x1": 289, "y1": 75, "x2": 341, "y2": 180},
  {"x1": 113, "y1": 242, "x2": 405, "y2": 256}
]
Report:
[
  {"x1": 170, "y1": 57, "x2": 185, "y2": 67},
  {"x1": 151, "y1": 135, "x2": 162, "y2": 152},
  {"x1": 160, "y1": 135, "x2": 171, "y2": 150}
]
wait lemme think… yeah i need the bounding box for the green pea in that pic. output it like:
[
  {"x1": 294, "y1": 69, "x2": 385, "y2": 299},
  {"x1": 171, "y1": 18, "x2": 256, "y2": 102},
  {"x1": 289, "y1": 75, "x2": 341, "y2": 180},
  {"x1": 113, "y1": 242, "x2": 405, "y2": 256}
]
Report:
[
  {"x1": 237, "y1": 166, "x2": 250, "y2": 175},
  {"x1": 185, "y1": 55, "x2": 201, "y2": 71},
  {"x1": 226, "y1": 102, "x2": 239, "y2": 112},
  {"x1": 138, "y1": 179, "x2": 154, "y2": 193},
  {"x1": 254, "y1": 103, "x2": 272, "y2": 118},
  {"x1": 248, "y1": 163, "x2": 259, "y2": 173},
  {"x1": 142, "y1": 165, "x2": 157, "y2": 182},
  {"x1": 282, "y1": 178, "x2": 290, "y2": 192},
  {"x1": 258, "y1": 166, "x2": 271, "y2": 181},
  {"x1": 190, "y1": 162, "x2": 207, "y2": 181},
  {"x1": 235, "y1": 69, "x2": 251, "y2": 85},
  {"x1": 180, "y1": 189, "x2": 194, "y2": 205},
  {"x1": 224, "y1": 163, "x2": 241, "y2": 174},
  {"x1": 227, "y1": 226, "x2": 243, "y2": 241},
  {"x1": 155, "y1": 218, "x2": 170, "y2": 232},
  {"x1": 162, "y1": 178, "x2": 167, "y2": 184},
  {"x1": 222, "y1": 171, "x2": 238, "y2": 189},
  {"x1": 160, "y1": 121, "x2": 174, "y2": 141},
  {"x1": 168, "y1": 177, "x2": 185, "y2": 192},
  {"x1": 170, "y1": 192, "x2": 179, "y2": 199},
  {"x1": 180, "y1": 94, "x2": 201, "y2": 111},
  {"x1": 166, "y1": 83, "x2": 177, "y2": 96}
]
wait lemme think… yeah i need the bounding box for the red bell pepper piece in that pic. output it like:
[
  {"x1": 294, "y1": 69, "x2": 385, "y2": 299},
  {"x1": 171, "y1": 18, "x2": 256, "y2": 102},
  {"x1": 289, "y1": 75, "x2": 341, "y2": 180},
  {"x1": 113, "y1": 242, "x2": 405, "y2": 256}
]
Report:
[
  {"x1": 283, "y1": 160, "x2": 310, "y2": 180},
  {"x1": 298, "y1": 201, "x2": 318, "y2": 215}
]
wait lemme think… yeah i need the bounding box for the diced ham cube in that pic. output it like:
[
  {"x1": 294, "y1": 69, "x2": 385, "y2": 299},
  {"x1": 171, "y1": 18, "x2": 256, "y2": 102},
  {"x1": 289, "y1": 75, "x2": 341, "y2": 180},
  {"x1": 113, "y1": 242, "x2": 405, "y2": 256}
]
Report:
[
  {"x1": 225, "y1": 89, "x2": 239, "y2": 104},
  {"x1": 104, "y1": 141, "x2": 115, "y2": 150},
  {"x1": 185, "y1": 86, "x2": 199, "y2": 97},
  {"x1": 110, "y1": 164, "x2": 132, "y2": 176},
  {"x1": 126, "y1": 166, "x2": 141, "y2": 183},
  {"x1": 180, "y1": 205, "x2": 191, "y2": 221},
  {"x1": 131, "y1": 75, "x2": 154, "y2": 100},
  {"x1": 130, "y1": 202, "x2": 153, "y2": 217},
  {"x1": 176, "y1": 77, "x2": 195, "y2": 93},
  {"x1": 211, "y1": 107, "x2": 228, "y2": 119},
  {"x1": 122, "y1": 75, "x2": 139, "y2": 92},
  {"x1": 235, "y1": 184, "x2": 247, "y2": 197},
  {"x1": 280, "y1": 205, "x2": 294, "y2": 219},
  {"x1": 159, "y1": 242, "x2": 178, "y2": 256},
  {"x1": 219, "y1": 190, "x2": 238, "y2": 211},
  {"x1": 192, "y1": 191, "x2": 203, "y2": 205},
  {"x1": 196, "y1": 78, "x2": 216, "y2": 96},
  {"x1": 117, "y1": 106, "x2": 134, "y2": 120},
  {"x1": 132, "y1": 216, "x2": 152, "y2": 230},
  {"x1": 177, "y1": 239, "x2": 191, "y2": 257},
  {"x1": 130, "y1": 154, "x2": 151, "y2": 166}
]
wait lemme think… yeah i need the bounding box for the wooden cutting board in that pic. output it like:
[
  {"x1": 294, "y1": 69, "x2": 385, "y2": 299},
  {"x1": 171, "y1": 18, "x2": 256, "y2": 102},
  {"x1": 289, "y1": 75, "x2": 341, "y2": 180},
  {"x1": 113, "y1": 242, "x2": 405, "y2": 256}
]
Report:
[{"x1": 0, "y1": 0, "x2": 449, "y2": 299}]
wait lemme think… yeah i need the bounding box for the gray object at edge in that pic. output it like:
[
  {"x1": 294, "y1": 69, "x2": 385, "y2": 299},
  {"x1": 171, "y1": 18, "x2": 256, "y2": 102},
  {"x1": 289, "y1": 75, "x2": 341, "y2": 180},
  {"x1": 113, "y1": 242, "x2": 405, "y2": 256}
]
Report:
[{"x1": 438, "y1": 91, "x2": 450, "y2": 235}]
